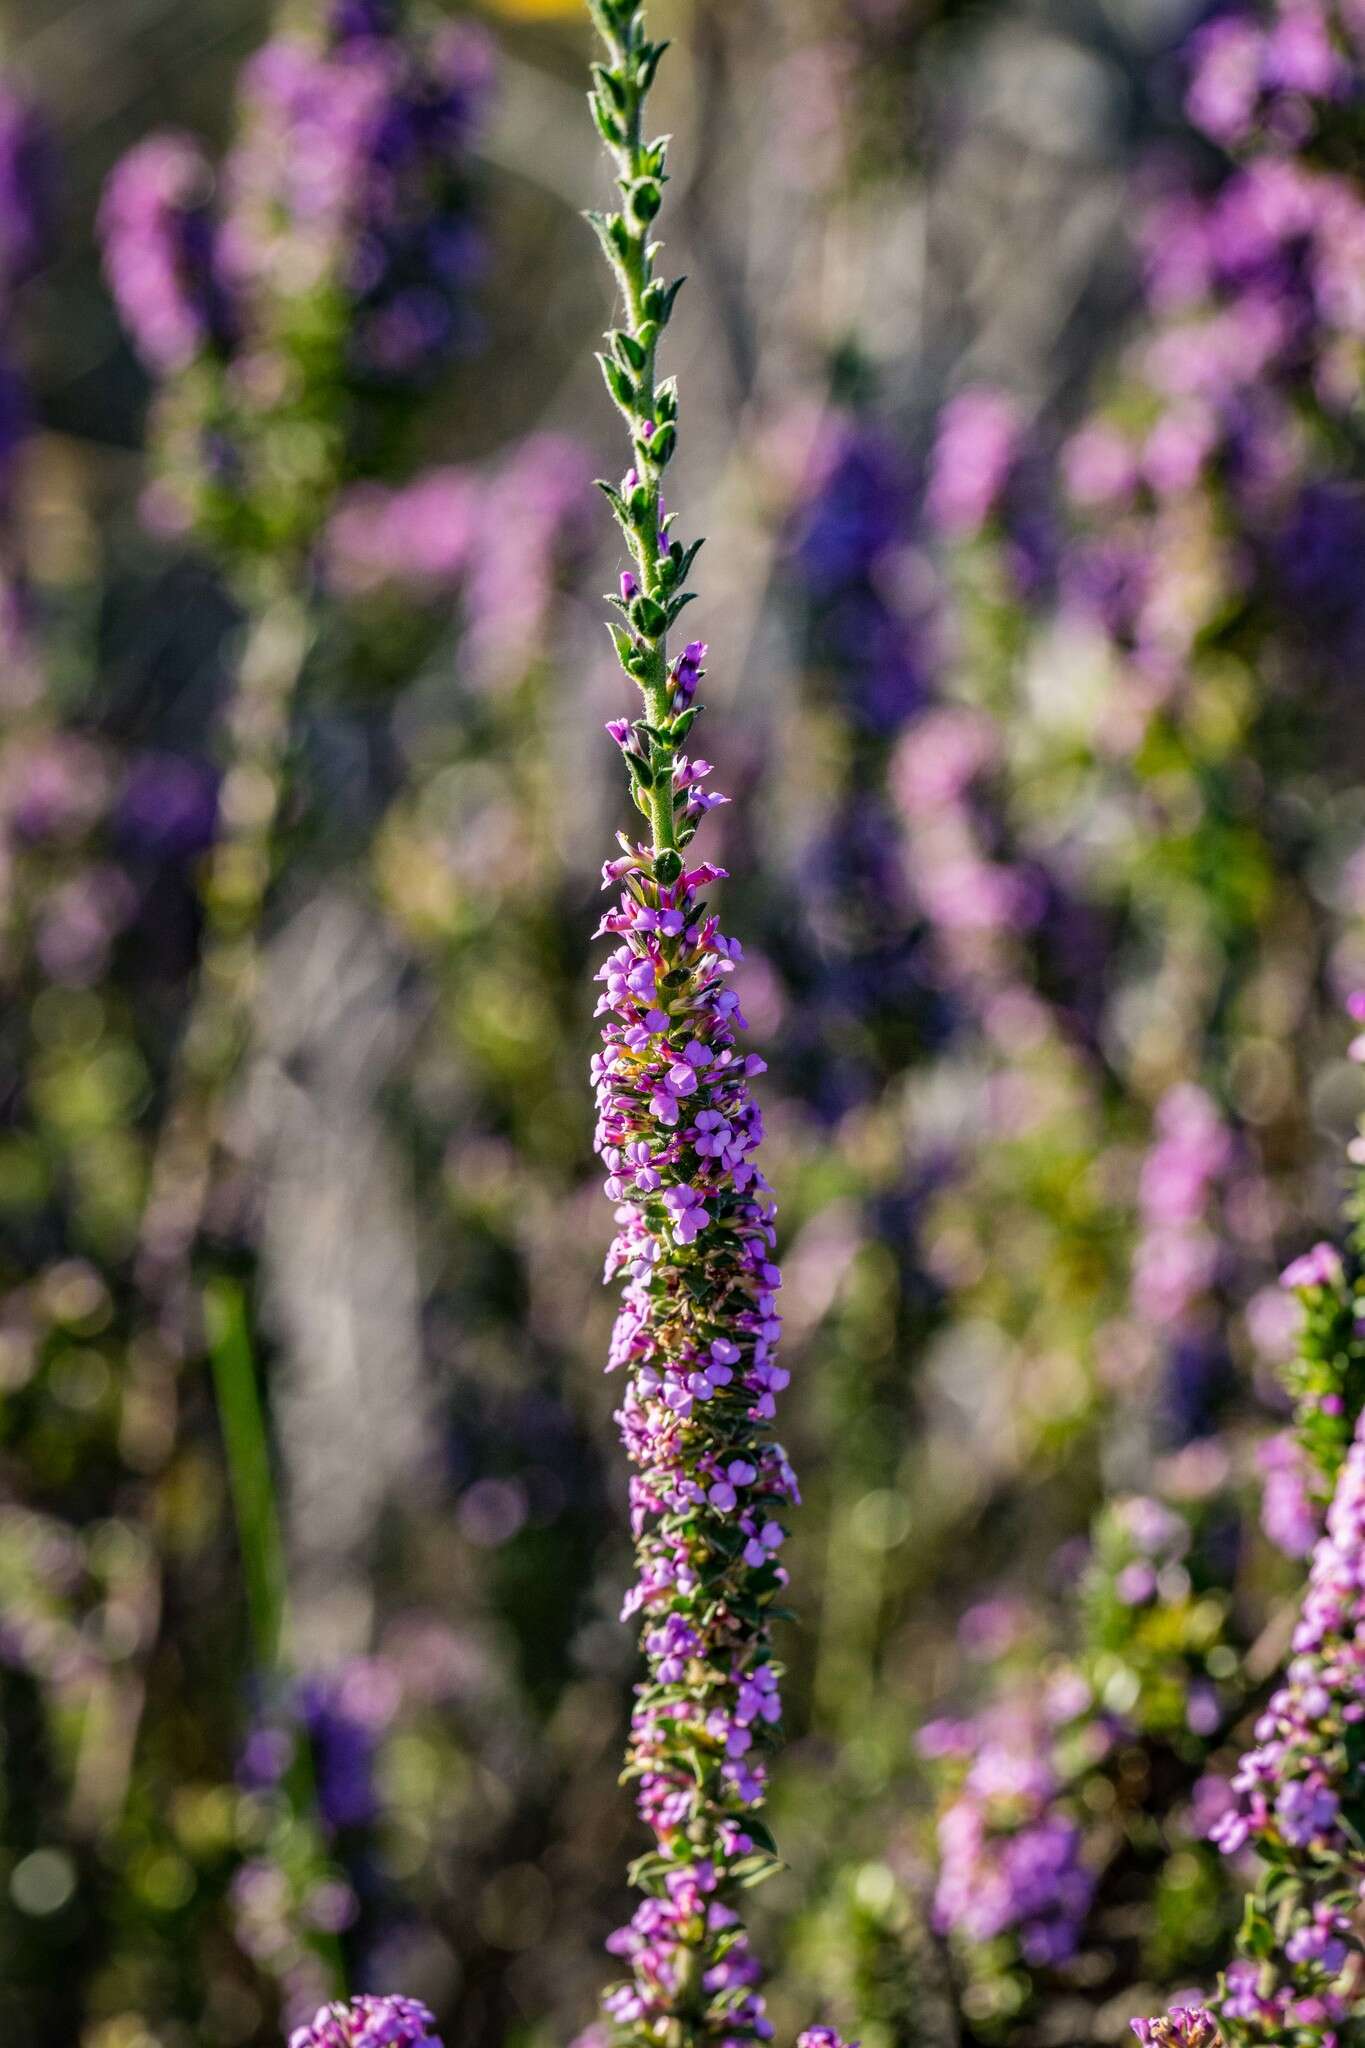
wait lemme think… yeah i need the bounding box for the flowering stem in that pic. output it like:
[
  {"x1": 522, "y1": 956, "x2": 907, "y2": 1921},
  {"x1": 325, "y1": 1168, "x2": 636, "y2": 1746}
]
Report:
[{"x1": 583, "y1": 10, "x2": 813, "y2": 2048}]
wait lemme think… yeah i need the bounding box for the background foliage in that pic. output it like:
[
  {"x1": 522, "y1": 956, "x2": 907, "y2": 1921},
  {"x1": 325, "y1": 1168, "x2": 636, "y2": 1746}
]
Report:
[{"x1": 2, "y1": 1, "x2": 1363, "y2": 2045}]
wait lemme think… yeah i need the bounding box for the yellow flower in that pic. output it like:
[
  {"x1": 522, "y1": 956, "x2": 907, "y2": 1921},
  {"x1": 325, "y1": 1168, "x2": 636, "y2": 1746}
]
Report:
[{"x1": 483, "y1": 0, "x2": 582, "y2": 15}]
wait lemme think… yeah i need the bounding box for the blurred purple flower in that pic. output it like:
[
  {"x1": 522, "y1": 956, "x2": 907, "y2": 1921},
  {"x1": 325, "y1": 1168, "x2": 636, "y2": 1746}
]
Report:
[
  {"x1": 99, "y1": 133, "x2": 235, "y2": 373},
  {"x1": 1259, "y1": 1429, "x2": 1320, "y2": 1557},
  {"x1": 926, "y1": 387, "x2": 1022, "y2": 539},
  {"x1": 0, "y1": 90, "x2": 53, "y2": 301},
  {"x1": 116, "y1": 752, "x2": 219, "y2": 857}
]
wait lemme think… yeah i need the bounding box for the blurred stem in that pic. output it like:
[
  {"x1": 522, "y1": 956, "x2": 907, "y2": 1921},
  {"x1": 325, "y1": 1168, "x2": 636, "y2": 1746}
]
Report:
[
  {"x1": 98, "y1": 569, "x2": 313, "y2": 1837},
  {"x1": 205, "y1": 1275, "x2": 348, "y2": 2002},
  {"x1": 205, "y1": 1276, "x2": 289, "y2": 1671},
  {"x1": 812, "y1": 1484, "x2": 885, "y2": 1743},
  {"x1": 133, "y1": 576, "x2": 314, "y2": 1339}
]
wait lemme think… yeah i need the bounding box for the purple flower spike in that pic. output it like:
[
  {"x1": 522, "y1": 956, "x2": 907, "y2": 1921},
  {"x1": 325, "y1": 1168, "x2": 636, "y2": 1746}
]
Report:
[{"x1": 582, "y1": 9, "x2": 836, "y2": 2045}]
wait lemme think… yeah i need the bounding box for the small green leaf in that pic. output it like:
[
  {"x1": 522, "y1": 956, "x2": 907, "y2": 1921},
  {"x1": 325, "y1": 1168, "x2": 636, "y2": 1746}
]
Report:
[
  {"x1": 589, "y1": 92, "x2": 624, "y2": 146},
  {"x1": 613, "y1": 329, "x2": 648, "y2": 373},
  {"x1": 629, "y1": 593, "x2": 668, "y2": 638},
  {"x1": 592, "y1": 62, "x2": 628, "y2": 111},
  {"x1": 629, "y1": 179, "x2": 663, "y2": 225},
  {"x1": 636, "y1": 41, "x2": 670, "y2": 92},
  {"x1": 597, "y1": 353, "x2": 636, "y2": 410}
]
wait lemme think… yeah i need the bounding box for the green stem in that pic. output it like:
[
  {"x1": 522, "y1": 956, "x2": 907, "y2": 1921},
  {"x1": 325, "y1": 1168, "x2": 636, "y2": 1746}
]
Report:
[
  {"x1": 587, "y1": 0, "x2": 694, "y2": 866},
  {"x1": 134, "y1": 578, "x2": 313, "y2": 1321},
  {"x1": 205, "y1": 1277, "x2": 289, "y2": 1671},
  {"x1": 204, "y1": 1276, "x2": 348, "y2": 2002}
]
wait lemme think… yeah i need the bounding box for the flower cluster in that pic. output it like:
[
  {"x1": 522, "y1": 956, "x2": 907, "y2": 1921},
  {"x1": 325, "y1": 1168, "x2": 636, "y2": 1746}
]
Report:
[
  {"x1": 922, "y1": 1701, "x2": 1096, "y2": 1968},
  {"x1": 1132, "y1": 996, "x2": 1365, "y2": 2042},
  {"x1": 920, "y1": 1472, "x2": 1249, "y2": 2039},
  {"x1": 1184, "y1": 2, "x2": 1353, "y2": 151},
  {"x1": 289, "y1": 1995, "x2": 444, "y2": 2048},
  {"x1": 1277, "y1": 1226, "x2": 1365, "y2": 1506},
  {"x1": 100, "y1": 0, "x2": 491, "y2": 561},
  {"x1": 1131, "y1": 2009, "x2": 1224, "y2": 2047},
  {"x1": 593, "y1": 828, "x2": 795, "y2": 2038},
  {"x1": 1056, "y1": 1, "x2": 1365, "y2": 704},
  {"x1": 1213, "y1": 1409, "x2": 1365, "y2": 1868}
]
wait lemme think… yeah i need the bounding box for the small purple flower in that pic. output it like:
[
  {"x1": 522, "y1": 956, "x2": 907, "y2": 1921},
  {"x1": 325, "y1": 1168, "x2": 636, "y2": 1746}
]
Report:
[
  {"x1": 1274, "y1": 1775, "x2": 1339, "y2": 1846},
  {"x1": 670, "y1": 638, "x2": 706, "y2": 708},
  {"x1": 662, "y1": 1184, "x2": 708, "y2": 1245}
]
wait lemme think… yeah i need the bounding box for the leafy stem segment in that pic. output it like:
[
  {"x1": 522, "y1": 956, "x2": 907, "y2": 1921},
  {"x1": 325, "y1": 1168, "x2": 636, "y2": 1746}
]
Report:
[{"x1": 587, "y1": 0, "x2": 699, "y2": 873}]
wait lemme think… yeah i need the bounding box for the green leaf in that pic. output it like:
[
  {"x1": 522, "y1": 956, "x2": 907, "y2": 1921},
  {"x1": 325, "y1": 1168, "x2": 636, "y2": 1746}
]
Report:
[
  {"x1": 597, "y1": 353, "x2": 636, "y2": 410},
  {"x1": 629, "y1": 178, "x2": 663, "y2": 225},
  {"x1": 585, "y1": 209, "x2": 627, "y2": 273},
  {"x1": 592, "y1": 61, "x2": 628, "y2": 111},
  {"x1": 636, "y1": 40, "x2": 670, "y2": 91},
  {"x1": 628, "y1": 593, "x2": 668, "y2": 638},
  {"x1": 596, "y1": 480, "x2": 632, "y2": 531},
  {"x1": 589, "y1": 92, "x2": 625, "y2": 146},
  {"x1": 613, "y1": 329, "x2": 648, "y2": 373}
]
